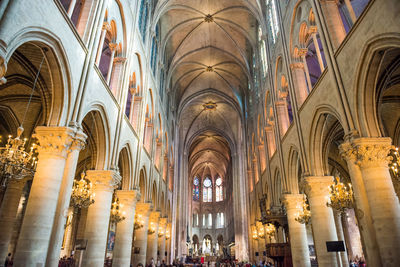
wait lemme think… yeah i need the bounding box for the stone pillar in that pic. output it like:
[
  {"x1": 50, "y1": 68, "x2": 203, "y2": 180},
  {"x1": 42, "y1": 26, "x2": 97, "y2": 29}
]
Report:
[
  {"x1": 113, "y1": 189, "x2": 140, "y2": 267},
  {"x1": 339, "y1": 141, "x2": 382, "y2": 266},
  {"x1": 0, "y1": 179, "x2": 26, "y2": 258},
  {"x1": 95, "y1": 23, "x2": 109, "y2": 65},
  {"x1": 282, "y1": 194, "x2": 311, "y2": 267},
  {"x1": 146, "y1": 211, "x2": 160, "y2": 263},
  {"x1": 275, "y1": 100, "x2": 290, "y2": 136},
  {"x1": 46, "y1": 130, "x2": 86, "y2": 266},
  {"x1": 81, "y1": 170, "x2": 121, "y2": 267},
  {"x1": 320, "y1": 0, "x2": 347, "y2": 49},
  {"x1": 305, "y1": 176, "x2": 339, "y2": 267},
  {"x1": 109, "y1": 57, "x2": 127, "y2": 96},
  {"x1": 166, "y1": 223, "x2": 171, "y2": 264},
  {"x1": 132, "y1": 203, "x2": 152, "y2": 267},
  {"x1": 352, "y1": 138, "x2": 400, "y2": 266},
  {"x1": 158, "y1": 218, "x2": 167, "y2": 262},
  {"x1": 299, "y1": 49, "x2": 313, "y2": 90},
  {"x1": 265, "y1": 125, "x2": 276, "y2": 157},
  {"x1": 310, "y1": 27, "x2": 325, "y2": 73},
  {"x1": 106, "y1": 43, "x2": 118, "y2": 84},
  {"x1": 290, "y1": 62, "x2": 309, "y2": 106},
  {"x1": 333, "y1": 211, "x2": 349, "y2": 267},
  {"x1": 0, "y1": 55, "x2": 7, "y2": 85},
  {"x1": 13, "y1": 127, "x2": 74, "y2": 266},
  {"x1": 67, "y1": 0, "x2": 77, "y2": 17}
]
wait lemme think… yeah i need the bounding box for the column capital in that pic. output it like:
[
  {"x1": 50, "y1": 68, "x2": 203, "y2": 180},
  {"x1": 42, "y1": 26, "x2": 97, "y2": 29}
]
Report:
[
  {"x1": 282, "y1": 193, "x2": 305, "y2": 209},
  {"x1": 339, "y1": 137, "x2": 393, "y2": 168},
  {"x1": 136, "y1": 202, "x2": 152, "y2": 217},
  {"x1": 298, "y1": 48, "x2": 308, "y2": 57},
  {"x1": 309, "y1": 26, "x2": 318, "y2": 34},
  {"x1": 102, "y1": 22, "x2": 111, "y2": 31},
  {"x1": 159, "y1": 217, "x2": 167, "y2": 228},
  {"x1": 34, "y1": 126, "x2": 75, "y2": 159},
  {"x1": 86, "y1": 170, "x2": 121, "y2": 192},
  {"x1": 304, "y1": 176, "x2": 333, "y2": 197},
  {"x1": 149, "y1": 211, "x2": 161, "y2": 223},
  {"x1": 70, "y1": 129, "x2": 87, "y2": 152},
  {"x1": 109, "y1": 43, "x2": 118, "y2": 51},
  {"x1": 116, "y1": 189, "x2": 141, "y2": 206},
  {"x1": 114, "y1": 56, "x2": 127, "y2": 64}
]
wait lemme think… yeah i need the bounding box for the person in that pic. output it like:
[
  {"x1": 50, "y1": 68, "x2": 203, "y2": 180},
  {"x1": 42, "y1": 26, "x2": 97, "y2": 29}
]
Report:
[{"x1": 4, "y1": 253, "x2": 12, "y2": 267}]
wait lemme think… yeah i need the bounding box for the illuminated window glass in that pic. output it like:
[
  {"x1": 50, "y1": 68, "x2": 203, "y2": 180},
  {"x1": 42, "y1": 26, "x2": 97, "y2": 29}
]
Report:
[
  {"x1": 203, "y1": 177, "x2": 212, "y2": 202},
  {"x1": 193, "y1": 177, "x2": 200, "y2": 201}
]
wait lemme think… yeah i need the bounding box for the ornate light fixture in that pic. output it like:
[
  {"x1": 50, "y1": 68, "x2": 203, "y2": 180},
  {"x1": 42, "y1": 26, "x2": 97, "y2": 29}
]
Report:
[
  {"x1": 0, "y1": 49, "x2": 47, "y2": 187},
  {"x1": 389, "y1": 147, "x2": 400, "y2": 180},
  {"x1": 326, "y1": 177, "x2": 354, "y2": 213},
  {"x1": 158, "y1": 227, "x2": 165, "y2": 238},
  {"x1": 295, "y1": 196, "x2": 311, "y2": 224},
  {"x1": 256, "y1": 222, "x2": 265, "y2": 238},
  {"x1": 165, "y1": 228, "x2": 170, "y2": 240},
  {"x1": 70, "y1": 172, "x2": 95, "y2": 209},
  {"x1": 110, "y1": 196, "x2": 126, "y2": 223},
  {"x1": 134, "y1": 213, "x2": 144, "y2": 230},
  {"x1": 0, "y1": 127, "x2": 37, "y2": 187},
  {"x1": 148, "y1": 221, "x2": 156, "y2": 235},
  {"x1": 264, "y1": 223, "x2": 276, "y2": 237},
  {"x1": 251, "y1": 225, "x2": 258, "y2": 240}
]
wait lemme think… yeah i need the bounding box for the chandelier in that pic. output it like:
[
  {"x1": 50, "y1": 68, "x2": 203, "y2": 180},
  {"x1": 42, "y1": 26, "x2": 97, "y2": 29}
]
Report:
[
  {"x1": 165, "y1": 228, "x2": 170, "y2": 240},
  {"x1": 0, "y1": 49, "x2": 47, "y2": 188},
  {"x1": 295, "y1": 196, "x2": 311, "y2": 224},
  {"x1": 110, "y1": 196, "x2": 126, "y2": 223},
  {"x1": 148, "y1": 221, "x2": 156, "y2": 235},
  {"x1": 264, "y1": 223, "x2": 276, "y2": 237},
  {"x1": 251, "y1": 225, "x2": 258, "y2": 240},
  {"x1": 326, "y1": 177, "x2": 354, "y2": 213},
  {"x1": 389, "y1": 147, "x2": 400, "y2": 180},
  {"x1": 70, "y1": 172, "x2": 95, "y2": 209},
  {"x1": 257, "y1": 223, "x2": 265, "y2": 238},
  {"x1": 158, "y1": 227, "x2": 165, "y2": 238},
  {"x1": 0, "y1": 127, "x2": 37, "y2": 187},
  {"x1": 134, "y1": 213, "x2": 144, "y2": 230}
]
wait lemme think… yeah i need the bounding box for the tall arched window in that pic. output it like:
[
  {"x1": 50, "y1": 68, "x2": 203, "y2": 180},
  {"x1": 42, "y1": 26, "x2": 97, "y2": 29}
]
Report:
[
  {"x1": 216, "y1": 177, "x2": 223, "y2": 202},
  {"x1": 266, "y1": 0, "x2": 279, "y2": 43},
  {"x1": 193, "y1": 177, "x2": 200, "y2": 201},
  {"x1": 138, "y1": 0, "x2": 150, "y2": 42},
  {"x1": 150, "y1": 25, "x2": 160, "y2": 75},
  {"x1": 258, "y1": 26, "x2": 268, "y2": 77},
  {"x1": 203, "y1": 177, "x2": 212, "y2": 202}
]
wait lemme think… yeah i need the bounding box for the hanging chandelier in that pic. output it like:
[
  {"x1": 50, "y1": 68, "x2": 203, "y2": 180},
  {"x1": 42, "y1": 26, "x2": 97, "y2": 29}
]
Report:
[
  {"x1": 264, "y1": 223, "x2": 276, "y2": 237},
  {"x1": 158, "y1": 227, "x2": 165, "y2": 238},
  {"x1": 389, "y1": 147, "x2": 400, "y2": 180},
  {"x1": 0, "y1": 50, "x2": 47, "y2": 188},
  {"x1": 251, "y1": 225, "x2": 258, "y2": 240},
  {"x1": 110, "y1": 196, "x2": 126, "y2": 223},
  {"x1": 257, "y1": 223, "x2": 265, "y2": 238},
  {"x1": 326, "y1": 177, "x2": 354, "y2": 213},
  {"x1": 295, "y1": 196, "x2": 311, "y2": 224},
  {"x1": 148, "y1": 221, "x2": 156, "y2": 235},
  {"x1": 0, "y1": 127, "x2": 37, "y2": 187},
  {"x1": 134, "y1": 213, "x2": 144, "y2": 230},
  {"x1": 70, "y1": 172, "x2": 95, "y2": 209},
  {"x1": 165, "y1": 228, "x2": 170, "y2": 240}
]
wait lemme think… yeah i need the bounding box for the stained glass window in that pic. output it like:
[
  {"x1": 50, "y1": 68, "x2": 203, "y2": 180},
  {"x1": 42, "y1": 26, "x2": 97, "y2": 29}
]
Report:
[
  {"x1": 193, "y1": 177, "x2": 200, "y2": 201},
  {"x1": 266, "y1": 0, "x2": 279, "y2": 43},
  {"x1": 216, "y1": 177, "x2": 223, "y2": 202},
  {"x1": 203, "y1": 177, "x2": 212, "y2": 202}
]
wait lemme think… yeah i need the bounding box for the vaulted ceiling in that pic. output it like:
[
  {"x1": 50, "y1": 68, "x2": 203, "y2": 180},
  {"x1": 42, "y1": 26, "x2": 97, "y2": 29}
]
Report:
[{"x1": 153, "y1": 0, "x2": 263, "y2": 179}]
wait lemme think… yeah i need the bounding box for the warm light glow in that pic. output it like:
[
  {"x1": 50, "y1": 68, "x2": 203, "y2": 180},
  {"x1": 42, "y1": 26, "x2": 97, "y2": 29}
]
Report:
[
  {"x1": 134, "y1": 213, "x2": 144, "y2": 230},
  {"x1": 389, "y1": 147, "x2": 400, "y2": 180},
  {"x1": 295, "y1": 196, "x2": 311, "y2": 224},
  {"x1": 326, "y1": 177, "x2": 354, "y2": 213},
  {"x1": 110, "y1": 196, "x2": 126, "y2": 223},
  {"x1": 70, "y1": 172, "x2": 95, "y2": 209}
]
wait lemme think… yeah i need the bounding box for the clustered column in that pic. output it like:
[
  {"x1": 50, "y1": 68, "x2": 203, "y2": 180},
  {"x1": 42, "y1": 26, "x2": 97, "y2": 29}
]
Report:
[
  {"x1": 81, "y1": 170, "x2": 121, "y2": 266},
  {"x1": 305, "y1": 176, "x2": 339, "y2": 267},
  {"x1": 282, "y1": 194, "x2": 311, "y2": 267},
  {"x1": 113, "y1": 189, "x2": 140, "y2": 267}
]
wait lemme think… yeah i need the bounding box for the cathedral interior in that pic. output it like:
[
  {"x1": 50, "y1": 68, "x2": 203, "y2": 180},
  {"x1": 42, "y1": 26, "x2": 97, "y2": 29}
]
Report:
[{"x1": 0, "y1": 0, "x2": 400, "y2": 266}]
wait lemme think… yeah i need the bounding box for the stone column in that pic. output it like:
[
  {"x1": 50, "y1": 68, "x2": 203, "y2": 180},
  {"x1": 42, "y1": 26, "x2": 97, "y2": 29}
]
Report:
[
  {"x1": 275, "y1": 100, "x2": 290, "y2": 136},
  {"x1": 112, "y1": 189, "x2": 140, "y2": 267},
  {"x1": 109, "y1": 57, "x2": 127, "y2": 96},
  {"x1": 352, "y1": 138, "x2": 400, "y2": 266},
  {"x1": 0, "y1": 178, "x2": 27, "y2": 258},
  {"x1": 67, "y1": 0, "x2": 77, "y2": 17},
  {"x1": 333, "y1": 211, "x2": 349, "y2": 267},
  {"x1": 132, "y1": 203, "x2": 152, "y2": 267},
  {"x1": 0, "y1": 55, "x2": 7, "y2": 85},
  {"x1": 106, "y1": 43, "x2": 118, "y2": 85},
  {"x1": 320, "y1": 0, "x2": 347, "y2": 49},
  {"x1": 95, "y1": 23, "x2": 110, "y2": 65},
  {"x1": 299, "y1": 49, "x2": 313, "y2": 90},
  {"x1": 282, "y1": 194, "x2": 311, "y2": 267},
  {"x1": 158, "y1": 218, "x2": 167, "y2": 262},
  {"x1": 46, "y1": 130, "x2": 86, "y2": 266},
  {"x1": 265, "y1": 125, "x2": 276, "y2": 157},
  {"x1": 14, "y1": 126, "x2": 74, "y2": 266},
  {"x1": 310, "y1": 27, "x2": 325, "y2": 73},
  {"x1": 305, "y1": 176, "x2": 339, "y2": 267},
  {"x1": 290, "y1": 62, "x2": 309, "y2": 106},
  {"x1": 81, "y1": 170, "x2": 121, "y2": 267},
  {"x1": 339, "y1": 141, "x2": 382, "y2": 266},
  {"x1": 166, "y1": 223, "x2": 171, "y2": 264},
  {"x1": 146, "y1": 211, "x2": 160, "y2": 263}
]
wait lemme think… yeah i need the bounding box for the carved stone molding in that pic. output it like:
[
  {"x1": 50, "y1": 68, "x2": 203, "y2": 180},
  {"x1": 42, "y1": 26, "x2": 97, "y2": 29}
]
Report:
[
  {"x1": 0, "y1": 55, "x2": 7, "y2": 85},
  {"x1": 85, "y1": 170, "x2": 121, "y2": 192},
  {"x1": 34, "y1": 126, "x2": 75, "y2": 159},
  {"x1": 290, "y1": 62, "x2": 304, "y2": 70},
  {"x1": 136, "y1": 202, "x2": 152, "y2": 217},
  {"x1": 282, "y1": 193, "x2": 304, "y2": 210},
  {"x1": 304, "y1": 176, "x2": 334, "y2": 197},
  {"x1": 116, "y1": 189, "x2": 141, "y2": 207},
  {"x1": 70, "y1": 130, "x2": 87, "y2": 152}
]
